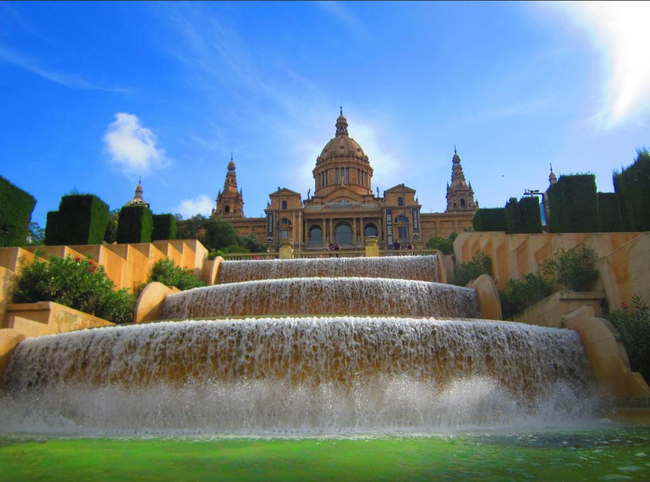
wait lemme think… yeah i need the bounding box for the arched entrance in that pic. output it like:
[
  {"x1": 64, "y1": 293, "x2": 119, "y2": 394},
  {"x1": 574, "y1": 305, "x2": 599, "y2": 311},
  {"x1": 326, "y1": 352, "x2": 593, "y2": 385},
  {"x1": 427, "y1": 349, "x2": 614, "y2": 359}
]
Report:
[
  {"x1": 334, "y1": 222, "x2": 352, "y2": 246},
  {"x1": 309, "y1": 225, "x2": 323, "y2": 247},
  {"x1": 364, "y1": 223, "x2": 378, "y2": 238},
  {"x1": 396, "y1": 215, "x2": 409, "y2": 246}
]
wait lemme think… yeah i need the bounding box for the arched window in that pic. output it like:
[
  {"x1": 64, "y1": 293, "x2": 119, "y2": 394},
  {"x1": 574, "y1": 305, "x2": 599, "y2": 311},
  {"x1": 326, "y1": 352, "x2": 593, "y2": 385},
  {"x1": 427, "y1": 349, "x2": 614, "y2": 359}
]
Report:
[
  {"x1": 396, "y1": 215, "x2": 409, "y2": 244},
  {"x1": 280, "y1": 218, "x2": 292, "y2": 239},
  {"x1": 225, "y1": 205, "x2": 230, "y2": 214},
  {"x1": 334, "y1": 222, "x2": 352, "y2": 245},
  {"x1": 309, "y1": 225, "x2": 323, "y2": 246},
  {"x1": 398, "y1": 197, "x2": 404, "y2": 207},
  {"x1": 364, "y1": 223, "x2": 378, "y2": 238},
  {"x1": 460, "y1": 198, "x2": 466, "y2": 208},
  {"x1": 282, "y1": 200, "x2": 288, "y2": 210}
]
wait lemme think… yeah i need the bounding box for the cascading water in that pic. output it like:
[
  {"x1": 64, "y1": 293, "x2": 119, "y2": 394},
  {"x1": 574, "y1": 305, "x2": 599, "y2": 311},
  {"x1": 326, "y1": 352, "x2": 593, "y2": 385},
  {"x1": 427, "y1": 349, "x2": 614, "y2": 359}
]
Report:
[
  {"x1": 0, "y1": 254, "x2": 601, "y2": 436},
  {"x1": 217, "y1": 255, "x2": 440, "y2": 284},
  {"x1": 161, "y1": 278, "x2": 479, "y2": 319},
  {"x1": 0, "y1": 317, "x2": 597, "y2": 435}
]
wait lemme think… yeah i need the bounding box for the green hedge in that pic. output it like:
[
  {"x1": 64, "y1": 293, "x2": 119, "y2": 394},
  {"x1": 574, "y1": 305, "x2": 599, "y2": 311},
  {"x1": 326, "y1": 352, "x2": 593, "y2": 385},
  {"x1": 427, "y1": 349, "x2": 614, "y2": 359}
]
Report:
[
  {"x1": 152, "y1": 214, "x2": 177, "y2": 241},
  {"x1": 116, "y1": 205, "x2": 153, "y2": 243},
  {"x1": 548, "y1": 174, "x2": 599, "y2": 233},
  {"x1": 0, "y1": 176, "x2": 36, "y2": 247},
  {"x1": 598, "y1": 192, "x2": 624, "y2": 232},
  {"x1": 472, "y1": 208, "x2": 507, "y2": 232},
  {"x1": 614, "y1": 150, "x2": 650, "y2": 231},
  {"x1": 505, "y1": 197, "x2": 542, "y2": 234},
  {"x1": 45, "y1": 194, "x2": 109, "y2": 245}
]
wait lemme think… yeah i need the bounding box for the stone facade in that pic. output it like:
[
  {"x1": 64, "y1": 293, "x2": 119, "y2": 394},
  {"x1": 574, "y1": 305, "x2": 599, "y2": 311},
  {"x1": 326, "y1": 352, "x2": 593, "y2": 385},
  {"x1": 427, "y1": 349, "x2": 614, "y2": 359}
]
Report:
[{"x1": 214, "y1": 110, "x2": 478, "y2": 250}]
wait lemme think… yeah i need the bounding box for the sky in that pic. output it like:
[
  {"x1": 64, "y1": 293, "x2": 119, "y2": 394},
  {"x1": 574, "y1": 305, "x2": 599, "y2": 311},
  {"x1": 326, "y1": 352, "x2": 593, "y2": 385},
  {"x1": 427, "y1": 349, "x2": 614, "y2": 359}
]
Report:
[{"x1": 1, "y1": 1, "x2": 649, "y2": 226}]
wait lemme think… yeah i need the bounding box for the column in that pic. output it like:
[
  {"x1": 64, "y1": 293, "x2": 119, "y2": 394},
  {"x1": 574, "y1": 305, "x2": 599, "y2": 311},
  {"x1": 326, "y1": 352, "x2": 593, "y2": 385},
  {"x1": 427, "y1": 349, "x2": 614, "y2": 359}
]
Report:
[
  {"x1": 361, "y1": 217, "x2": 366, "y2": 246},
  {"x1": 322, "y1": 218, "x2": 326, "y2": 246},
  {"x1": 352, "y1": 217, "x2": 357, "y2": 248}
]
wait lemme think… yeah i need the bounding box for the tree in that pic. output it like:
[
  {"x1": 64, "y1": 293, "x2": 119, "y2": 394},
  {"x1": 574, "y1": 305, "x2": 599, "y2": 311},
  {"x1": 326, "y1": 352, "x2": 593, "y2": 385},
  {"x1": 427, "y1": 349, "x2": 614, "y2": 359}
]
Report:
[
  {"x1": 202, "y1": 217, "x2": 240, "y2": 250},
  {"x1": 241, "y1": 233, "x2": 267, "y2": 253},
  {"x1": 26, "y1": 222, "x2": 45, "y2": 246},
  {"x1": 176, "y1": 214, "x2": 207, "y2": 240},
  {"x1": 104, "y1": 209, "x2": 120, "y2": 244},
  {"x1": 425, "y1": 232, "x2": 457, "y2": 255}
]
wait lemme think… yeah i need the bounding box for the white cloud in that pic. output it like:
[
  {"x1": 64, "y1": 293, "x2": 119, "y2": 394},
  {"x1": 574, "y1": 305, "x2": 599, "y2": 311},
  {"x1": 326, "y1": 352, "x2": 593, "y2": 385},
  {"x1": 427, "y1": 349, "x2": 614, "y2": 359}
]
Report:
[
  {"x1": 103, "y1": 113, "x2": 169, "y2": 175},
  {"x1": 313, "y1": 2, "x2": 363, "y2": 32},
  {"x1": 547, "y1": 2, "x2": 650, "y2": 128},
  {"x1": 174, "y1": 194, "x2": 214, "y2": 219},
  {"x1": 0, "y1": 43, "x2": 129, "y2": 92}
]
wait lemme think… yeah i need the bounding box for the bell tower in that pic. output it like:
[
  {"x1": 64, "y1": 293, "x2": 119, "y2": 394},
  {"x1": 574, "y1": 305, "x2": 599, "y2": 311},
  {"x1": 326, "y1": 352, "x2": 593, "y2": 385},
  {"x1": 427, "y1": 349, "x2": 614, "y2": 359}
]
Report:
[
  {"x1": 445, "y1": 148, "x2": 477, "y2": 212},
  {"x1": 213, "y1": 154, "x2": 244, "y2": 218}
]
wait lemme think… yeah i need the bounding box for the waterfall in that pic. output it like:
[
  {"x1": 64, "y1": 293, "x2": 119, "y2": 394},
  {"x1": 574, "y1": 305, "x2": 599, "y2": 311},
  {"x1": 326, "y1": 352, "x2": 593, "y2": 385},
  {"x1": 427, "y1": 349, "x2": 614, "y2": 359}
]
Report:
[
  {"x1": 0, "y1": 318, "x2": 597, "y2": 435},
  {"x1": 217, "y1": 255, "x2": 440, "y2": 284},
  {"x1": 162, "y1": 278, "x2": 478, "y2": 320}
]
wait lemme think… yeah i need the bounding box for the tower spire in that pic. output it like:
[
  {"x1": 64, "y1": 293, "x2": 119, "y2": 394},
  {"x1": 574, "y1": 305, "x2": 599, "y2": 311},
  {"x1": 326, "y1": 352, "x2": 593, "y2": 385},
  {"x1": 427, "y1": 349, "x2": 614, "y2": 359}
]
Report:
[
  {"x1": 335, "y1": 107, "x2": 348, "y2": 137},
  {"x1": 549, "y1": 163, "x2": 558, "y2": 185}
]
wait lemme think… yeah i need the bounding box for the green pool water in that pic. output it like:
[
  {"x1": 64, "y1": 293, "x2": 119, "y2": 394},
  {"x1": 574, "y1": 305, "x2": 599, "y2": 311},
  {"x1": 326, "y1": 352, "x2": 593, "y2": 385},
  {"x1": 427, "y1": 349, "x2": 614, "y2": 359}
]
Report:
[{"x1": 3, "y1": 427, "x2": 650, "y2": 482}]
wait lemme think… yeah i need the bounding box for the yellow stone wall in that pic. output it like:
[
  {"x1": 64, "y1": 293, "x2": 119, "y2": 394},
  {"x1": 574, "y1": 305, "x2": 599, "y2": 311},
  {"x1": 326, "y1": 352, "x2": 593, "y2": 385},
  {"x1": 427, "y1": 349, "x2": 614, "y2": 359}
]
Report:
[
  {"x1": 4, "y1": 301, "x2": 113, "y2": 337},
  {"x1": 510, "y1": 290, "x2": 605, "y2": 327},
  {"x1": 420, "y1": 211, "x2": 474, "y2": 240},
  {"x1": 2, "y1": 240, "x2": 212, "y2": 294},
  {"x1": 0, "y1": 301, "x2": 114, "y2": 385},
  {"x1": 454, "y1": 232, "x2": 649, "y2": 308},
  {"x1": 595, "y1": 232, "x2": 650, "y2": 310}
]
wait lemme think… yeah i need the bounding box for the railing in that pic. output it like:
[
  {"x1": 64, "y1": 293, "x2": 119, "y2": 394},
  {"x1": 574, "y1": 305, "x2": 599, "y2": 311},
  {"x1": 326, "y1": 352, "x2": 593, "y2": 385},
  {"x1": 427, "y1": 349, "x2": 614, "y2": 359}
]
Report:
[
  {"x1": 379, "y1": 249, "x2": 439, "y2": 257},
  {"x1": 219, "y1": 252, "x2": 279, "y2": 261},
  {"x1": 218, "y1": 248, "x2": 440, "y2": 260},
  {"x1": 294, "y1": 250, "x2": 365, "y2": 259}
]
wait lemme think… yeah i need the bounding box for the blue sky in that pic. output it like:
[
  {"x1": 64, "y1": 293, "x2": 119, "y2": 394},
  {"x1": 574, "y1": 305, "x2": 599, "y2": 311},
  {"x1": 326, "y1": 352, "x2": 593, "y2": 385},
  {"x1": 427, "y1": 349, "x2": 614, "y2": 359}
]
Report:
[{"x1": 1, "y1": 2, "x2": 649, "y2": 226}]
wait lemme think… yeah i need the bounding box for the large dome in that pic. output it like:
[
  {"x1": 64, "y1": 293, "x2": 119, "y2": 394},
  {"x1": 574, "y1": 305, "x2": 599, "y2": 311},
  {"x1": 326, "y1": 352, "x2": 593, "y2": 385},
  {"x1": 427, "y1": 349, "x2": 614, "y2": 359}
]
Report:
[
  {"x1": 312, "y1": 109, "x2": 374, "y2": 197},
  {"x1": 317, "y1": 135, "x2": 367, "y2": 164},
  {"x1": 316, "y1": 111, "x2": 369, "y2": 165}
]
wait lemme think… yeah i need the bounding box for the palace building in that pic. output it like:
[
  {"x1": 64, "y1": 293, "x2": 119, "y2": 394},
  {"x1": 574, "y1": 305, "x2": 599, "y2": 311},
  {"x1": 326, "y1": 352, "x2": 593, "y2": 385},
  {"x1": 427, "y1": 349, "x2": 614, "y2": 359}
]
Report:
[{"x1": 212, "y1": 109, "x2": 478, "y2": 250}]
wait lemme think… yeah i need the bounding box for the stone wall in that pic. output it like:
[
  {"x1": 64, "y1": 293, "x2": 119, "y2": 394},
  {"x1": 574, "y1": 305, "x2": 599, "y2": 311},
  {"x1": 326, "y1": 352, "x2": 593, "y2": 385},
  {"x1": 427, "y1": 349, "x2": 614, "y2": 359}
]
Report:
[
  {"x1": 454, "y1": 232, "x2": 649, "y2": 308},
  {"x1": 510, "y1": 290, "x2": 605, "y2": 327},
  {"x1": 595, "y1": 232, "x2": 650, "y2": 311},
  {"x1": 513, "y1": 301, "x2": 650, "y2": 399},
  {"x1": 4, "y1": 301, "x2": 113, "y2": 337},
  {"x1": 0, "y1": 240, "x2": 210, "y2": 294}
]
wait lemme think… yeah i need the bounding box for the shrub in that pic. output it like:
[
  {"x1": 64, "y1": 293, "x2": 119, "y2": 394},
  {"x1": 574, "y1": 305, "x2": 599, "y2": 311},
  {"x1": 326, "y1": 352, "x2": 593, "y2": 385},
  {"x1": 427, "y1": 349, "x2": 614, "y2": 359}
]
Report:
[
  {"x1": 176, "y1": 214, "x2": 206, "y2": 240},
  {"x1": 0, "y1": 176, "x2": 37, "y2": 247},
  {"x1": 609, "y1": 296, "x2": 650, "y2": 383},
  {"x1": 241, "y1": 233, "x2": 267, "y2": 253},
  {"x1": 597, "y1": 192, "x2": 624, "y2": 232},
  {"x1": 26, "y1": 222, "x2": 45, "y2": 246},
  {"x1": 45, "y1": 194, "x2": 109, "y2": 246},
  {"x1": 614, "y1": 149, "x2": 650, "y2": 231},
  {"x1": 472, "y1": 208, "x2": 507, "y2": 232},
  {"x1": 12, "y1": 255, "x2": 135, "y2": 324},
  {"x1": 104, "y1": 209, "x2": 120, "y2": 244},
  {"x1": 426, "y1": 236, "x2": 451, "y2": 254},
  {"x1": 548, "y1": 174, "x2": 599, "y2": 233},
  {"x1": 451, "y1": 250, "x2": 492, "y2": 286},
  {"x1": 208, "y1": 244, "x2": 249, "y2": 260},
  {"x1": 505, "y1": 197, "x2": 542, "y2": 234},
  {"x1": 116, "y1": 205, "x2": 153, "y2": 243},
  {"x1": 499, "y1": 273, "x2": 553, "y2": 319},
  {"x1": 149, "y1": 258, "x2": 206, "y2": 291},
  {"x1": 202, "y1": 218, "x2": 241, "y2": 251},
  {"x1": 541, "y1": 245, "x2": 598, "y2": 291},
  {"x1": 152, "y1": 214, "x2": 177, "y2": 241}
]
